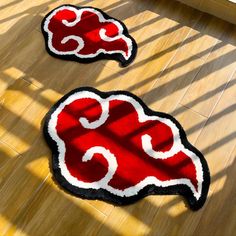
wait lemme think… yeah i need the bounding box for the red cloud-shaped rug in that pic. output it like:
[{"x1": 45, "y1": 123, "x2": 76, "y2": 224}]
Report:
[
  {"x1": 44, "y1": 87, "x2": 210, "y2": 210},
  {"x1": 41, "y1": 5, "x2": 137, "y2": 67}
]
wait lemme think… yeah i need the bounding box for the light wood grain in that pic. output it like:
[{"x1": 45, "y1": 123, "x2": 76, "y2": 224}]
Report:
[
  {"x1": 0, "y1": 141, "x2": 18, "y2": 169},
  {"x1": 0, "y1": 0, "x2": 236, "y2": 235},
  {"x1": 177, "y1": 0, "x2": 236, "y2": 25},
  {"x1": 143, "y1": 47, "x2": 205, "y2": 113},
  {"x1": 181, "y1": 27, "x2": 236, "y2": 117},
  {"x1": 6, "y1": 178, "x2": 107, "y2": 236},
  {"x1": 180, "y1": 14, "x2": 227, "y2": 61}
]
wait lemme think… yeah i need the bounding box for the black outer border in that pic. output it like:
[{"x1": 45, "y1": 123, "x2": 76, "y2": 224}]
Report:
[
  {"x1": 41, "y1": 4, "x2": 138, "y2": 67},
  {"x1": 43, "y1": 87, "x2": 210, "y2": 211}
]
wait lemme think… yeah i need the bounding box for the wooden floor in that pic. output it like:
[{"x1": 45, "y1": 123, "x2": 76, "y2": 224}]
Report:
[{"x1": 0, "y1": 0, "x2": 236, "y2": 235}]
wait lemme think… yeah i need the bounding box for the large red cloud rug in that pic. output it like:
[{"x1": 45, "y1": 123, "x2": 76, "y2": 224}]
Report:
[
  {"x1": 43, "y1": 87, "x2": 210, "y2": 210},
  {"x1": 41, "y1": 5, "x2": 137, "y2": 67}
]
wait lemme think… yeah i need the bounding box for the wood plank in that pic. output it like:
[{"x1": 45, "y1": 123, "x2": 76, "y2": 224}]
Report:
[
  {"x1": 97, "y1": 197, "x2": 161, "y2": 236},
  {"x1": 0, "y1": 140, "x2": 21, "y2": 234},
  {"x1": 0, "y1": 140, "x2": 20, "y2": 200},
  {"x1": 0, "y1": 0, "x2": 52, "y2": 61},
  {"x1": 0, "y1": 79, "x2": 39, "y2": 139},
  {"x1": 180, "y1": 14, "x2": 227, "y2": 61},
  {"x1": 0, "y1": 30, "x2": 46, "y2": 96},
  {"x1": 0, "y1": 85, "x2": 52, "y2": 153},
  {"x1": 172, "y1": 104, "x2": 207, "y2": 144},
  {"x1": 143, "y1": 47, "x2": 205, "y2": 114},
  {"x1": 5, "y1": 177, "x2": 108, "y2": 236},
  {"x1": 0, "y1": 141, "x2": 18, "y2": 169},
  {"x1": 0, "y1": 137, "x2": 50, "y2": 234},
  {"x1": 181, "y1": 25, "x2": 236, "y2": 117}
]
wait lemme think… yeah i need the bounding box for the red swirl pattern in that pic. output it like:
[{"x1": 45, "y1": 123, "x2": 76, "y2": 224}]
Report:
[
  {"x1": 42, "y1": 5, "x2": 137, "y2": 66},
  {"x1": 56, "y1": 96, "x2": 198, "y2": 191}
]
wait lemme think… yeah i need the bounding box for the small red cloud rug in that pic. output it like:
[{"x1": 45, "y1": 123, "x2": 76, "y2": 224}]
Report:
[
  {"x1": 43, "y1": 87, "x2": 210, "y2": 210},
  {"x1": 41, "y1": 5, "x2": 137, "y2": 67}
]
